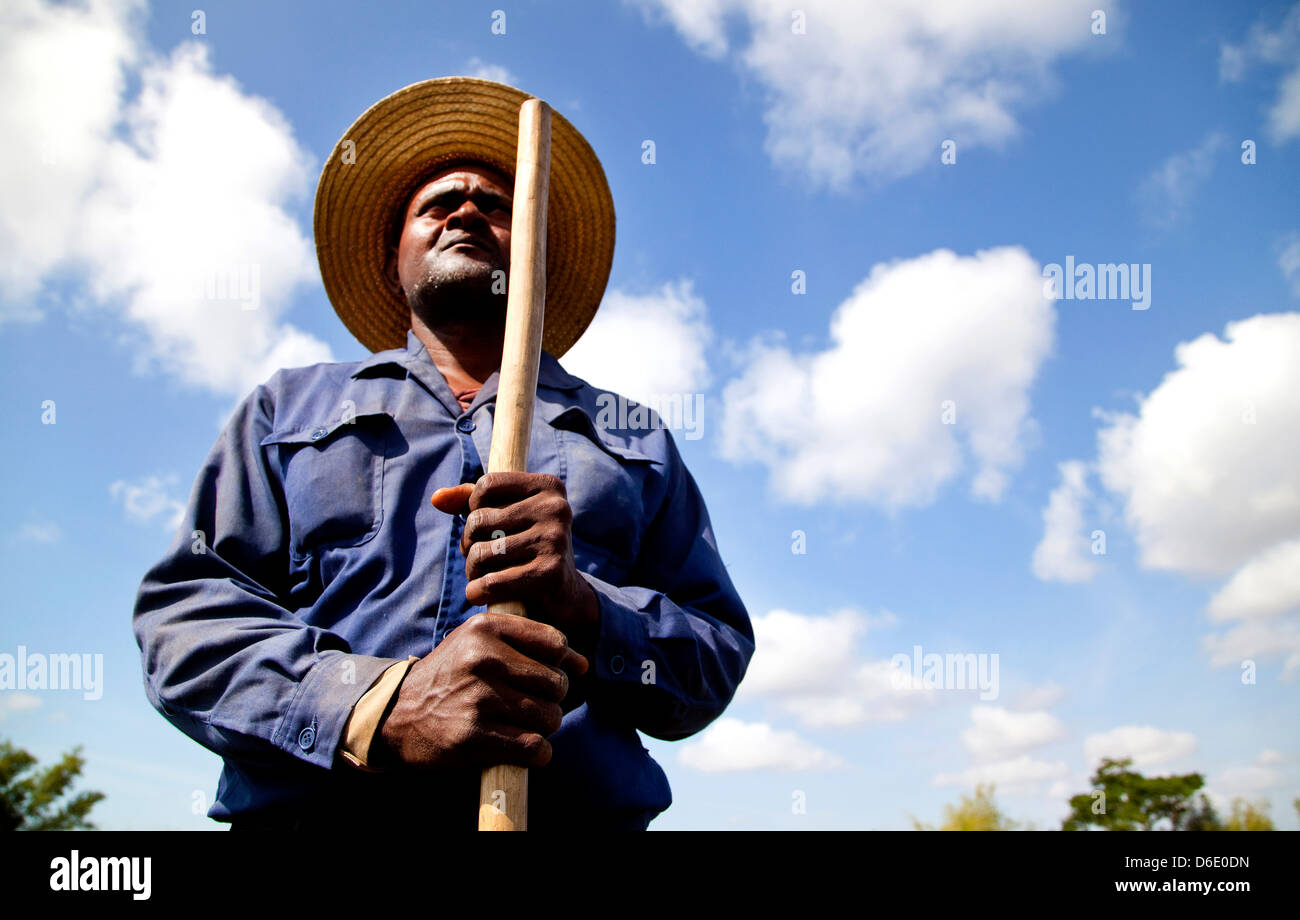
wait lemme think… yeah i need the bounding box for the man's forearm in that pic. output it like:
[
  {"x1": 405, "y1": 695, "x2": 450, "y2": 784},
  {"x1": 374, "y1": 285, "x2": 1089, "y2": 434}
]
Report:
[{"x1": 577, "y1": 570, "x2": 753, "y2": 740}]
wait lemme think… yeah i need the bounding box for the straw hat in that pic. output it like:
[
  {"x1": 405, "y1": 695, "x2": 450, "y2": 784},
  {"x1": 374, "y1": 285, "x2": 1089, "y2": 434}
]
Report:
[{"x1": 314, "y1": 77, "x2": 615, "y2": 357}]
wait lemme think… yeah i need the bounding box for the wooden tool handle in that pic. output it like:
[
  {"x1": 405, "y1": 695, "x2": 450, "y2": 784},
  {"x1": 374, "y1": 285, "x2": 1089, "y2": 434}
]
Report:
[{"x1": 477, "y1": 97, "x2": 551, "y2": 832}]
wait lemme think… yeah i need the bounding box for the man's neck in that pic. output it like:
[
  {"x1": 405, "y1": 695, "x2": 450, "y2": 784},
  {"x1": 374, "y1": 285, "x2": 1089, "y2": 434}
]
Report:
[{"x1": 410, "y1": 313, "x2": 505, "y2": 395}]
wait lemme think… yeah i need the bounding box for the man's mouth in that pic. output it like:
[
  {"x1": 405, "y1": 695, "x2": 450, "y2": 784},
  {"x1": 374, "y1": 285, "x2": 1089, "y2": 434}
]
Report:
[{"x1": 441, "y1": 234, "x2": 493, "y2": 257}]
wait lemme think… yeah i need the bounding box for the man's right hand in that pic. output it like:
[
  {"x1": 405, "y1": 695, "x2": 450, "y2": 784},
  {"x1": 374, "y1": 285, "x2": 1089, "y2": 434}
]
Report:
[{"x1": 373, "y1": 612, "x2": 587, "y2": 770}]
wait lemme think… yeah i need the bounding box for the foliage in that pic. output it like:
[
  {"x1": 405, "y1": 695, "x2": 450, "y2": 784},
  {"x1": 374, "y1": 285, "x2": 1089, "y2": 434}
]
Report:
[
  {"x1": 0, "y1": 739, "x2": 105, "y2": 831},
  {"x1": 1221, "y1": 798, "x2": 1274, "y2": 831},
  {"x1": 912, "y1": 783, "x2": 1023, "y2": 830},
  {"x1": 1064, "y1": 758, "x2": 1214, "y2": 831}
]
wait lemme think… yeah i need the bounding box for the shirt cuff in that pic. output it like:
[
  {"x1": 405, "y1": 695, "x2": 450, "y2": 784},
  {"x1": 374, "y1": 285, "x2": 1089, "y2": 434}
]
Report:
[
  {"x1": 339, "y1": 656, "x2": 419, "y2": 772},
  {"x1": 578, "y1": 571, "x2": 653, "y2": 686}
]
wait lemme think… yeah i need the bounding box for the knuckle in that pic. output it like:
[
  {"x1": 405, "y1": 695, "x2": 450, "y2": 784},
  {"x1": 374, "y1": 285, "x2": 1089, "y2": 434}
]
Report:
[
  {"x1": 520, "y1": 733, "x2": 550, "y2": 760},
  {"x1": 467, "y1": 614, "x2": 499, "y2": 640},
  {"x1": 448, "y1": 716, "x2": 475, "y2": 748}
]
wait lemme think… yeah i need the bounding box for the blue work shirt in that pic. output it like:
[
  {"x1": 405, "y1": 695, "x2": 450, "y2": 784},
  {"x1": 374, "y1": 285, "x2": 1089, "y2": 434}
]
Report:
[{"x1": 133, "y1": 329, "x2": 753, "y2": 830}]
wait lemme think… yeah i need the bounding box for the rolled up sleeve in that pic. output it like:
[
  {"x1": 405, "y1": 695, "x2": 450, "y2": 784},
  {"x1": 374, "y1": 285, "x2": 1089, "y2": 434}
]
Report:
[
  {"x1": 132, "y1": 380, "x2": 402, "y2": 770},
  {"x1": 580, "y1": 430, "x2": 754, "y2": 741}
]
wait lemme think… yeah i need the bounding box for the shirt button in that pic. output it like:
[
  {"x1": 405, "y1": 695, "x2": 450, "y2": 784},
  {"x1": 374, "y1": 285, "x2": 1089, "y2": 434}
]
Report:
[
  {"x1": 456, "y1": 417, "x2": 476, "y2": 433},
  {"x1": 297, "y1": 725, "x2": 316, "y2": 751},
  {"x1": 609, "y1": 654, "x2": 625, "y2": 675},
  {"x1": 310, "y1": 427, "x2": 328, "y2": 440}
]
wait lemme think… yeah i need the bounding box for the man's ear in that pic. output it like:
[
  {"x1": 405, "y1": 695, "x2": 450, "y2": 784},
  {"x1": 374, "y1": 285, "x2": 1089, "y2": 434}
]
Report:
[{"x1": 383, "y1": 244, "x2": 404, "y2": 297}]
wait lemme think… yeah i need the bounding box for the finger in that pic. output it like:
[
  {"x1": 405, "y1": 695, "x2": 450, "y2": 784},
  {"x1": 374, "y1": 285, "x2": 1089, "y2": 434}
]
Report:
[
  {"x1": 464, "y1": 532, "x2": 534, "y2": 582},
  {"x1": 477, "y1": 639, "x2": 574, "y2": 702},
  {"x1": 468, "y1": 723, "x2": 553, "y2": 769},
  {"x1": 462, "y1": 494, "x2": 569, "y2": 557},
  {"x1": 475, "y1": 613, "x2": 589, "y2": 679},
  {"x1": 469, "y1": 472, "x2": 566, "y2": 512},
  {"x1": 465, "y1": 556, "x2": 566, "y2": 609},
  {"x1": 460, "y1": 504, "x2": 519, "y2": 558},
  {"x1": 475, "y1": 682, "x2": 565, "y2": 738},
  {"x1": 431, "y1": 483, "x2": 473, "y2": 515}
]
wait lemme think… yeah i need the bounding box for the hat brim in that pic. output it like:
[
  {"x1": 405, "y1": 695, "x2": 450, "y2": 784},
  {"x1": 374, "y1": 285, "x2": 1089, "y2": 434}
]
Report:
[{"x1": 314, "y1": 77, "x2": 615, "y2": 358}]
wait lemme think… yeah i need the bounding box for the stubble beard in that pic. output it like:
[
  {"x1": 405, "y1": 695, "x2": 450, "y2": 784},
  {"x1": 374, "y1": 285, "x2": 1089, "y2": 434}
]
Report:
[{"x1": 406, "y1": 255, "x2": 508, "y2": 335}]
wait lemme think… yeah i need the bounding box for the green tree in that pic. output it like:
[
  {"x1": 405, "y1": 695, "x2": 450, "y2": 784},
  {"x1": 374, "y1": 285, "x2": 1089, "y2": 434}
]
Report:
[
  {"x1": 0, "y1": 739, "x2": 105, "y2": 831},
  {"x1": 911, "y1": 783, "x2": 1024, "y2": 830},
  {"x1": 1063, "y1": 758, "x2": 1214, "y2": 831},
  {"x1": 1222, "y1": 798, "x2": 1273, "y2": 831}
]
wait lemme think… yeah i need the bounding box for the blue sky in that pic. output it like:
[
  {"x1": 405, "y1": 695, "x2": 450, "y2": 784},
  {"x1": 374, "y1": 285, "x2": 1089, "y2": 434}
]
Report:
[{"x1": 1, "y1": 0, "x2": 1298, "y2": 830}]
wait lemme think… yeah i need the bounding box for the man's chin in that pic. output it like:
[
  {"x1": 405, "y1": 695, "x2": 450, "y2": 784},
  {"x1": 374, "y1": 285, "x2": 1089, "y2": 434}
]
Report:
[{"x1": 408, "y1": 276, "x2": 508, "y2": 330}]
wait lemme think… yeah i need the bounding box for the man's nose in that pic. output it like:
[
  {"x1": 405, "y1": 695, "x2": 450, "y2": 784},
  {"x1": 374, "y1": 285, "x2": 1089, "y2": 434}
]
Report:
[{"x1": 446, "y1": 198, "x2": 486, "y2": 228}]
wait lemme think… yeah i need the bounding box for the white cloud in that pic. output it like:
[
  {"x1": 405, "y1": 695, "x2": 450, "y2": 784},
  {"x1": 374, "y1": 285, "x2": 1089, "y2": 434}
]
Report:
[
  {"x1": 109, "y1": 474, "x2": 186, "y2": 530},
  {"x1": 933, "y1": 704, "x2": 1068, "y2": 796},
  {"x1": 0, "y1": 0, "x2": 139, "y2": 316},
  {"x1": 1257, "y1": 748, "x2": 1285, "y2": 765},
  {"x1": 1207, "y1": 537, "x2": 1300, "y2": 622},
  {"x1": 961, "y1": 706, "x2": 1065, "y2": 761},
  {"x1": 737, "y1": 608, "x2": 871, "y2": 695},
  {"x1": 1213, "y1": 765, "x2": 1283, "y2": 797},
  {"x1": 720, "y1": 247, "x2": 1053, "y2": 508},
  {"x1": 1083, "y1": 725, "x2": 1197, "y2": 768},
  {"x1": 1090, "y1": 312, "x2": 1300, "y2": 678},
  {"x1": 10, "y1": 521, "x2": 61, "y2": 544},
  {"x1": 1203, "y1": 619, "x2": 1300, "y2": 681},
  {"x1": 1011, "y1": 680, "x2": 1066, "y2": 711},
  {"x1": 1219, "y1": 4, "x2": 1300, "y2": 144},
  {"x1": 562, "y1": 280, "x2": 713, "y2": 406},
  {"x1": 0, "y1": 693, "x2": 43, "y2": 719},
  {"x1": 1136, "y1": 132, "x2": 1225, "y2": 227},
  {"x1": 464, "y1": 57, "x2": 518, "y2": 86},
  {"x1": 631, "y1": 0, "x2": 1104, "y2": 188},
  {"x1": 1279, "y1": 235, "x2": 1300, "y2": 297},
  {"x1": 0, "y1": 0, "x2": 331, "y2": 397},
  {"x1": 676, "y1": 717, "x2": 843, "y2": 772},
  {"x1": 1272, "y1": 68, "x2": 1300, "y2": 143},
  {"x1": 1031, "y1": 460, "x2": 1099, "y2": 582},
  {"x1": 934, "y1": 755, "x2": 1068, "y2": 794},
  {"x1": 1096, "y1": 314, "x2": 1300, "y2": 577},
  {"x1": 733, "y1": 608, "x2": 935, "y2": 728}
]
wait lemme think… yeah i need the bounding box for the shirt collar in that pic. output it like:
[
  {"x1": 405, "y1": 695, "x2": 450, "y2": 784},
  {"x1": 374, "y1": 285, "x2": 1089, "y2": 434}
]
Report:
[{"x1": 350, "y1": 328, "x2": 585, "y2": 393}]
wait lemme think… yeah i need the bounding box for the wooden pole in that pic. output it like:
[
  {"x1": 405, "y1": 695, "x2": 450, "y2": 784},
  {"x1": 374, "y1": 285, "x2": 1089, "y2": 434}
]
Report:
[{"x1": 477, "y1": 97, "x2": 551, "y2": 831}]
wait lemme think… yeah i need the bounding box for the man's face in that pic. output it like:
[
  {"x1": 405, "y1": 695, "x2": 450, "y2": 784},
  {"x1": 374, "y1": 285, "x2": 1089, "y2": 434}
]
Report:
[{"x1": 387, "y1": 162, "x2": 513, "y2": 321}]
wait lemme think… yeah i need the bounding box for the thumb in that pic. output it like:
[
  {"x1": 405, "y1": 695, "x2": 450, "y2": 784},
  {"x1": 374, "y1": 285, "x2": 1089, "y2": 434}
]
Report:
[{"x1": 430, "y1": 483, "x2": 474, "y2": 515}]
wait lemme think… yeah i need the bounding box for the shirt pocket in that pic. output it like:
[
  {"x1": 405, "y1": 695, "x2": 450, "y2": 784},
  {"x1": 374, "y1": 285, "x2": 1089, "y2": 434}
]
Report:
[
  {"x1": 260, "y1": 411, "x2": 394, "y2": 559},
  {"x1": 549, "y1": 407, "x2": 661, "y2": 575}
]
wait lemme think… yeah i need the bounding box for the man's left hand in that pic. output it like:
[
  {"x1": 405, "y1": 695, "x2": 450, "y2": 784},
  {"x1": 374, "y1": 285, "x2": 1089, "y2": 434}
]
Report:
[{"x1": 431, "y1": 472, "x2": 601, "y2": 658}]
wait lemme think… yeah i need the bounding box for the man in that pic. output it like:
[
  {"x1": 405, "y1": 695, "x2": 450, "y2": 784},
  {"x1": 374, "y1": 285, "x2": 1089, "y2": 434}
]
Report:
[{"x1": 133, "y1": 77, "x2": 753, "y2": 830}]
